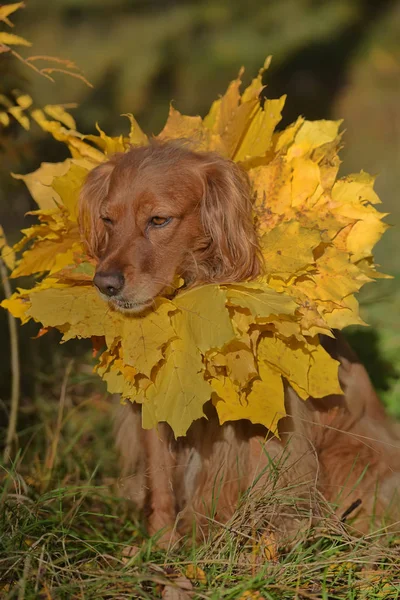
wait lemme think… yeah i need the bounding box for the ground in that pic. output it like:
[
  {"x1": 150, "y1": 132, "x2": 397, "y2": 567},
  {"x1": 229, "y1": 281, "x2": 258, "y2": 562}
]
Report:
[{"x1": 1, "y1": 361, "x2": 399, "y2": 600}]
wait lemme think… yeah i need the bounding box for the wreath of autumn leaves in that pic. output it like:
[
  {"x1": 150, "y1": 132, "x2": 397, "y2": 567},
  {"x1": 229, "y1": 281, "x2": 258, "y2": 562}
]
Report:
[{"x1": 1, "y1": 59, "x2": 388, "y2": 438}]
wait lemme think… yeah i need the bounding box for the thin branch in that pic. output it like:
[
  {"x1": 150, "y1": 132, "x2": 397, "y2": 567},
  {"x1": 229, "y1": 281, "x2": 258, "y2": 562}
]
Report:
[
  {"x1": 26, "y1": 55, "x2": 80, "y2": 70},
  {"x1": 40, "y1": 68, "x2": 93, "y2": 88},
  {"x1": 10, "y1": 48, "x2": 54, "y2": 82},
  {"x1": 1, "y1": 258, "x2": 20, "y2": 463}
]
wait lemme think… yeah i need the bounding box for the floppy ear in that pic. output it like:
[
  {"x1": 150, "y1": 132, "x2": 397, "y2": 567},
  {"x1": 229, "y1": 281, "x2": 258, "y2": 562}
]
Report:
[
  {"x1": 199, "y1": 156, "x2": 261, "y2": 283},
  {"x1": 78, "y1": 159, "x2": 117, "y2": 258}
]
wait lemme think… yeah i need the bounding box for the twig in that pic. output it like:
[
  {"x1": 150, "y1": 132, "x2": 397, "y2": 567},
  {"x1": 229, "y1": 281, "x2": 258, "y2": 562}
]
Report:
[
  {"x1": 341, "y1": 498, "x2": 362, "y2": 522},
  {"x1": 40, "y1": 67, "x2": 93, "y2": 88},
  {"x1": 1, "y1": 257, "x2": 20, "y2": 463},
  {"x1": 10, "y1": 49, "x2": 54, "y2": 82}
]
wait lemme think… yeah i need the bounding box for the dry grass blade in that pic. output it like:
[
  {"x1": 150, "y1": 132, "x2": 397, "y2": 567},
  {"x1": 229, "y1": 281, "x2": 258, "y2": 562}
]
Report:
[
  {"x1": 44, "y1": 360, "x2": 74, "y2": 485},
  {"x1": 1, "y1": 256, "x2": 20, "y2": 463}
]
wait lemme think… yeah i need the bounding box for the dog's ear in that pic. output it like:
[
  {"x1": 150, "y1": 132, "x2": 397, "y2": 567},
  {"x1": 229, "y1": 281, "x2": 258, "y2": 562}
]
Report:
[
  {"x1": 200, "y1": 156, "x2": 261, "y2": 282},
  {"x1": 78, "y1": 158, "x2": 118, "y2": 258}
]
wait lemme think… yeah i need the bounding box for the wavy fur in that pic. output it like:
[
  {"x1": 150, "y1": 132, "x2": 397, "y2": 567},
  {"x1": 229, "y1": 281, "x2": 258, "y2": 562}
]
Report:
[{"x1": 79, "y1": 141, "x2": 400, "y2": 547}]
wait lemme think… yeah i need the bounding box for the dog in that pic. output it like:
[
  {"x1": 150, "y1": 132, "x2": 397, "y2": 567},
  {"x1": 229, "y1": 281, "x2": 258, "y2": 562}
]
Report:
[{"x1": 79, "y1": 140, "x2": 400, "y2": 546}]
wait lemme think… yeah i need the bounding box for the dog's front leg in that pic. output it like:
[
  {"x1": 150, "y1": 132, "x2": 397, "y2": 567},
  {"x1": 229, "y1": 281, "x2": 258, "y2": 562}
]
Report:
[{"x1": 143, "y1": 425, "x2": 179, "y2": 548}]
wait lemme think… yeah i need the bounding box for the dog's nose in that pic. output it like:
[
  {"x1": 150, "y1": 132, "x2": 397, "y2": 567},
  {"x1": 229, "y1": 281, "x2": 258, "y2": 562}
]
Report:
[{"x1": 93, "y1": 271, "x2": 125, "y2": 297}]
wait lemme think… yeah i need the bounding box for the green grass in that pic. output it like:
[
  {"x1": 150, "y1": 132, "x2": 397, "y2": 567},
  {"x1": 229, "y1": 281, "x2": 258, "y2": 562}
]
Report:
[{"x1": 1, "y1": 367, "x2": 399, "y2": 599}]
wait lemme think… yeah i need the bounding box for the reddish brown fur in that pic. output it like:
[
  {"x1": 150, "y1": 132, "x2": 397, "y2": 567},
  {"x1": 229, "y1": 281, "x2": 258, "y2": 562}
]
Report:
[
  {"x1": 79, "y1": 141, "x2": 260, "y2": 313},
  {"x1": 79, "y1": 141, "x2": 400, "y2": 546}
]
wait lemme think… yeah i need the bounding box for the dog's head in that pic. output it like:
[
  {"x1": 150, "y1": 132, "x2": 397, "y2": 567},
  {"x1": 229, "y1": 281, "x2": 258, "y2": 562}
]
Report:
[{"x1": 79, "y1": 141, "x2": 261, "y2": 313}]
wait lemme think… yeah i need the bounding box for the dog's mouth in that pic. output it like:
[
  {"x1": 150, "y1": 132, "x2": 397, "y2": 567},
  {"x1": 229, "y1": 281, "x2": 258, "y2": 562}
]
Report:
[
  {"x1": 110, "y1": 296, "x2": 154, "y2": 314},
  {"x1": 94, "y1": 278, "x2": 181, "y2": 315},
  {"x1": 95, "y1": 288, "x2": 154, "y2": 314}
]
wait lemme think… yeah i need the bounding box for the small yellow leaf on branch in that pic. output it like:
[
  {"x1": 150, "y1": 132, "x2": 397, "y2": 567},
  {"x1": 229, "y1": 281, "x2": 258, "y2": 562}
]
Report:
[{"x1": 0, "y1": 32, "x2": 31, "y2": 46}]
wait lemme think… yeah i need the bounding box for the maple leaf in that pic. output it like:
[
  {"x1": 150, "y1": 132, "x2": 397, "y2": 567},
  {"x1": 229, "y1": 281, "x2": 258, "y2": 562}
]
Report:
[
  {"x1": 212, "y1": 359, "x2": 285, "y2": 436},
  {"x1": 27, "y1": 285, "x2": 112, "y2": 341},
  {"x1": 143, "y1": 335, "x2": 212, "y2": 437},
  {"x1": 257, "y1": 335, "x2": 341, "y2": 400},
  {"x1": 0, "y1": 59, "x2": 388, "y2": 438},
  {"x1": 13, "y1": 161, "x2": 77, "y2": 211},
  {"x1": 172, "y1": 286, "x2": 235, "y2": 353},
  {"x1": 225, "y1": 283, "x2": 298, "y2": 319},
  {"x1": 121, "y1": 300, "x2": 175, "y2": 377},
  {"x1": 211, "y1": 342, "x2": 258, "y2": 386},
  {"x1": 260, "y1": 221, "x2": 322, "y2": 278}
]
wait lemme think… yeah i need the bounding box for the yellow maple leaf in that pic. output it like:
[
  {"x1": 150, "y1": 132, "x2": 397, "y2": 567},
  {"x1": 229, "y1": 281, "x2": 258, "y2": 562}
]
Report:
[
  {"x1": 212, "y1": 343, "x2": 258, "y2": 386},
  {"x1": 212, "y1": 359, "x2": 285, "y2": 436},
  {"x1": 331, "y1": 173, "x2": 388, "y2": 261},
  {"x1": 225, "y1": 284, "x2": 297, "y2": 319},
  {"x1": 172, "y1": 286, "x2": 235, "y2": 353},
  {"x1": 261, "y1": 221, "x2": 322, "y2": 277},
  {"x1": 121, "y1": 301, "x2": 175, "y2": 377},
  {"x1": 0, "y1": 59, "x2": 388, "y2": 439},
  {"x1": 258, "y1": 335, "x2": 341, "y2": 400},
  {"x1": 203, "y1": 58, "x2": 285, "y2": 162},
  {"x1": 291, "y1": 156, "x2": 322, "y2": 207},
  {"x1": 159, "y1": 106, "x2": 212, "y2": 151},
  {"x1": 12, "y1": 159, "x2": 90, "y2": 211},
  {"x1": 86, "y1": 123, "x2": 128, "y2": 156},
  {"x1": 123, "y1": 113, "x2": 149, "y2": 147},
  {"x1": 30, "y1": 110, "x2": 105, "y2": 164},
  {"x1": 288, "y1": 119, "x2": 342, "y2": 156},
  {"x1": 143, "y1": 335, "x2": 212, "y2": 437},
  {"x1": 52, "y1": 163, "x2": 90, "y2": 219},
  {"x1": 11, "y1": 231, "x2": 81, "y2": 278},
  {"x1": 27, "y1": 285, "x2": 110, "y2": 340},
  {"x1": 234, "y1": 97, "x2": 286, "y2": 163}
]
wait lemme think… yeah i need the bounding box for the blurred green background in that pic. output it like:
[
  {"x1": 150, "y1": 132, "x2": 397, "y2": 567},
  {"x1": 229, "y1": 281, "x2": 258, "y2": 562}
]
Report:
[{"x1": 1, "y1": 0, "x2": 399, "y2": 422}]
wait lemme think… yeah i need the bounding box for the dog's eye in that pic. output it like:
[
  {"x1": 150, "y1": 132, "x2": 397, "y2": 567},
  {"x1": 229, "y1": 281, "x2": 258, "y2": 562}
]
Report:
[
  {"x1": 101, "y1": 216, "x2": 113, "y2": 226},
  {"x1": 150, "y1": 216, "x2": 172, "y2": 228}
]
